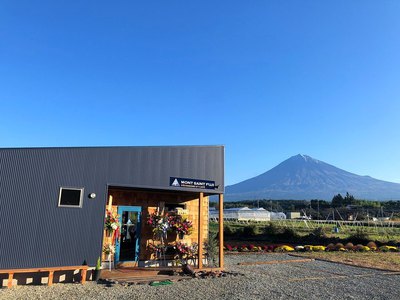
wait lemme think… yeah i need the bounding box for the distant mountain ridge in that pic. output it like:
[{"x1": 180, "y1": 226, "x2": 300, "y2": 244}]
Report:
[{"x1": 225, "y1": 154, "x2": 400, "y2": 201}]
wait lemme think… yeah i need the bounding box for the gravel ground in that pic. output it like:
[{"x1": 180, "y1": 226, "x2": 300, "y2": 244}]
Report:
[{"x1": 1, "y1": 254, "x2": 399, "y2": 300}]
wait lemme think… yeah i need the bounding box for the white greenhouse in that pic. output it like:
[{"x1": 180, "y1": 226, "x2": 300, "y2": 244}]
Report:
[{"x1": 209, "y1": 207, "x2": 286, "y2": 222}]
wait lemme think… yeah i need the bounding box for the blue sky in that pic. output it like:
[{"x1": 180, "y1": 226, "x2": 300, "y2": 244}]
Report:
[{"x1": 1, "y1": 1, "x2": 400, "y2": 185}]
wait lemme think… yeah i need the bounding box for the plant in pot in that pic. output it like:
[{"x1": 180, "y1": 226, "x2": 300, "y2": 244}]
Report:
[{"x1": 93, "y1": 257, "x2": 102, "y2": 281}]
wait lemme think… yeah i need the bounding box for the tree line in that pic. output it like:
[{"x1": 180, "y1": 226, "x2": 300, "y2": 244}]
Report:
[{"x1": 210, "y1": 194, "x2": 400, "y2": 220}]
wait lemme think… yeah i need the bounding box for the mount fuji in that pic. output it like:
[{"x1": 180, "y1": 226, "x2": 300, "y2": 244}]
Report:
[{"x1": 225, "y1": 154, "x2": 400, "y2": 201}]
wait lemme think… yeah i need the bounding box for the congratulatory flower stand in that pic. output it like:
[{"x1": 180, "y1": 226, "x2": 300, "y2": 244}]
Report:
[
  {"x1": 103, "y1": 209, "x2": 120, "y2": 270},
  {"x1": 146, "y1": 210, "x2": 195, "y2": 267}
]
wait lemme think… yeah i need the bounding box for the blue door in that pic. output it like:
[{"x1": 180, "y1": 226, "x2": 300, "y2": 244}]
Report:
[{"x1": 115, "y1": 206, "x2": 141, "y2": 263}]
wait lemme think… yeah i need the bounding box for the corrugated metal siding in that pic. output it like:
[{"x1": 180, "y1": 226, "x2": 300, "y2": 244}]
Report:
[{"x1": 0, "y1": 146, "x2": 224, "y2": 269}]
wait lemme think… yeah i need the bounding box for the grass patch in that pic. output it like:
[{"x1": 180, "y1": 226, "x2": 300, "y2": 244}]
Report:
[{"x1": 293, "y1": 252, "x2": 400, "y2": 272}]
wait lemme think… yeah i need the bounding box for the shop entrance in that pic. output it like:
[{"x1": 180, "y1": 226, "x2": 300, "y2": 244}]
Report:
[{"x1": 115, "y1": 206, "x2": 141, "y2": 263}]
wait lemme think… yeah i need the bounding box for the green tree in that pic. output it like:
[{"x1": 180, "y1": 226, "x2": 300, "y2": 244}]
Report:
[
  {"x1": 332, "y1": 193, "x2": 344, "y2": 207},
  {"x1": 343, "y1": 192, "x2": 355, "y2": 205}
]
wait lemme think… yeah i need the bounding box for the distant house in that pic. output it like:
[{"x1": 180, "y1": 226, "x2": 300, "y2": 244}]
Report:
[{"x1": 286, "y1": 212, "x2": 301, "y2": 219}]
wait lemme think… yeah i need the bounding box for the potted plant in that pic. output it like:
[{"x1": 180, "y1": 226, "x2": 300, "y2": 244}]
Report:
[{"x1": 92, "y1": 257, "x2": 102, "y2": 281}]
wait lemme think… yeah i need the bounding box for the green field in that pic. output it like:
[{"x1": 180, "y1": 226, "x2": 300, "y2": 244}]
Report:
[{"x1": 210, "y1": 220, "x2": 400, "y2": 244}]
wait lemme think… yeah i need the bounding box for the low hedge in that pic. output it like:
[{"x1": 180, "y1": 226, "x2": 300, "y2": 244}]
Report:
[{"x1": 224, "y1": 242, "x2": 400, "y2": 253}]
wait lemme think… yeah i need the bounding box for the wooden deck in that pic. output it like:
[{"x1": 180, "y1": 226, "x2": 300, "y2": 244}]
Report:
[
  {"x1": 99, "y1": 267, "x2": 223, "y2": 285},
  {"x1": 100, "y1": 267, "x2": 188, "y2": 285}
]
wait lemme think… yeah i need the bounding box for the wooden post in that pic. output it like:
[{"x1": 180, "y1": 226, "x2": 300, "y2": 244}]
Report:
[
  {"x1": 106, "y1": 195, "x2": 114, "y2": 265},
  {"x1": 81, "y1": 268, "x2": 87, "y2": 284},
  {"x1": 198, "y1": 192, "x2": 204, "y2": 269},
  {"x1": 218, "y1": 193, "x2": 224, "y2": 268},
  {"x1": 48, "y1": 271, "x2": 54, "y2": 286},
  {"x1": 107, "y1": 195, "x2": 113, "y2": 211},
  {"x1": 7, "y1": 273, "x2": 13, "y2": 288}
]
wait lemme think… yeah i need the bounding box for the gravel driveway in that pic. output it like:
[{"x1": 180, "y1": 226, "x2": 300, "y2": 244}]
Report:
[{"x1": 1, "y1": 254, "x2": 399, "y2": 300}]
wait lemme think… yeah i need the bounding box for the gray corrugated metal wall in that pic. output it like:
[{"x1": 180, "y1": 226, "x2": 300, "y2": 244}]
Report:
[{"x1": 0, "y1": 146, "x2": 224, "y2": 269}]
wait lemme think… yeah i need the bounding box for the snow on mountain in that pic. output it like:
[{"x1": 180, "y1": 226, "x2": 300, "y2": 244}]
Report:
[{"x1": 225, "y1": 154, "x2": 400, "y2": 201}]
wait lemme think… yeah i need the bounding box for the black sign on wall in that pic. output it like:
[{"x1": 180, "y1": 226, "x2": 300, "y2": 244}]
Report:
[{"x1": 170, "y1": 177, "x2": 216, "y2": 190}]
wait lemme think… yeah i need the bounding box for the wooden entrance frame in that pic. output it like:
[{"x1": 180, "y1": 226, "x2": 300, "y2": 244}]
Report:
[
  {"x1": 106, "y1": 188, "x2": 224, "y2": 270},
  {"x1": 218, "y1": 193, "x2": 224, "y2": 268},
  {"x1": 197, "y1": 192, "x2": 224, "y2": 269},
  {"x1": 198, "y1": 192, "x2": 204, "y2": 269}
]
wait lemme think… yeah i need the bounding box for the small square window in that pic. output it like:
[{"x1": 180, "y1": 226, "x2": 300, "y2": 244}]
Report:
[{"x1": 58, "y1": 187, "x2": 83, "y2": 208}]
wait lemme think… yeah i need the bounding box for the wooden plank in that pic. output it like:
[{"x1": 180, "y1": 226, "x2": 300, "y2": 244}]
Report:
[
  {"x1": 108, "y1": 195, "x2": 113, "y2": 211},
  {"x1": 7, "y1": 273, "x2": 13, "y2": 288},
  {"x1": 218, "y1": 193, "x2": 224, "y2": 269},
  {"x1": 198, "y1": 192, "x2": 204, "y2": 269},
  {"x1": 0, "y1": 266, "x2": 88, "y2": 273}
]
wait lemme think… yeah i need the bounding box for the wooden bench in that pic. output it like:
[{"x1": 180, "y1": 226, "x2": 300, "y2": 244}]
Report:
[{"x1": 0, "y1": 265, "x2": 88, "y2": 288}]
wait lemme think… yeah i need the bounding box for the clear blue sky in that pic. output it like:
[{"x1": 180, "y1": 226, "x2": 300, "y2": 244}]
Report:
[{"x1": 1, "y1": 1, "x2": 400, "y2": 186}]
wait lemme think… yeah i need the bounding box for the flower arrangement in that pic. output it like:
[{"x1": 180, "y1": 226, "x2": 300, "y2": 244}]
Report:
[
  {"x1": 147, "y1": 212, "x2": 170, "y2": 239},
  {"x1": 104, "y1": 210, "x2": 120, "y2": 239},
  {"x1": 147, "y1": 211, "x2": 193, "y2": 238},
  {"x1": 175, "y1": 241, "x2": 191, "y2": 255},
  {"x1": 146, "y1": 212, "x2": 163, "y2": 227},
  {"x1": 103, "y1": 243, "x2": 115, "y2": 255},
  {"x1": 174, "y1": 241, "x2": 198, "y2": 265},
  {"x1": 147, "y1": 242, "x2": 165, "y2": 258},
  {"x1": 173, "y1": 218, "x2": 193, "y2": 236}
]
